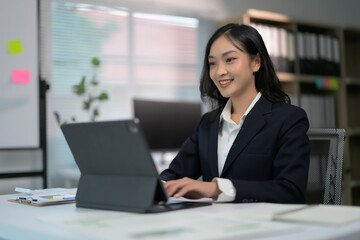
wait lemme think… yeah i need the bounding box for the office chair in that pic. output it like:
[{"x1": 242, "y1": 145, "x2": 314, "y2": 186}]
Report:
[{"x1": 306, "y1": 128, "x2": 345, "y2": 205}]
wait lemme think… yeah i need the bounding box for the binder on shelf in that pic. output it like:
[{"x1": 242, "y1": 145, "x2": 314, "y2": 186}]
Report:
[
  {"x1": 331, "y1": 37, "x2": 340, "y2": 76},
  {"x1": 312, "y1": 95, "x2": 324, "y2": 128},
  {"x1": 298, "y1": 31, "x2": 340, "y2": 76},
  {"x1": 318, "y1": 34, "x2": 327, "y2": 75},
  {"x1": 287, "y1": 31, "x2": 295, "y2": 73},
  {"x1": 279, "y1": 28, "x2": 288, "y2": 72},
  {"x1": 301, "y1": 32, "x2": 316, "y2": 75},
  {"x1": 310, "y1": 33, "x2": 319, "y2": 74},
  {"x1": 297, "y1": 32, "x2": 307, "y2": 74},
  {"x1": 250, "y1": 23, "x2": 295, "y2": 73},
  {"x1": 300, "y1": 94, "x2": 336, "y2": 128},
  {"x1": 270, "y1": 26, "x2": 281, "y2": 72},
  {"x1": 325, "y1": 95, "x2": 336, "y2": 128},
  {"x1": 324, "y1": 35, "x2": 340, "y2": 76},
  {"x1": 325, "y1": 35, "x2": 333, "y2": 75}
]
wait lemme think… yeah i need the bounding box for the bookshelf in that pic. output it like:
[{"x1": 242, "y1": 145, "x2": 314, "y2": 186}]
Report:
[
  {"x1": 344, "y1": 27, "x2": 360, "y2": 205},
  {"x1": 222, "y1": 9, "x2": 360, "y2": 205}
]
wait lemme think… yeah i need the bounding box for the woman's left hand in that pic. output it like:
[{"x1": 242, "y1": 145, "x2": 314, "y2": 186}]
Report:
[{"x1": 164, "y1": 177, "x2": 221, "y2": 199}]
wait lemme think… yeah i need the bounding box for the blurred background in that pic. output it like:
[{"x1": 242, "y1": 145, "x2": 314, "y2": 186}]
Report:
[{"x1": 1, "y1": 0, "x2": 360, "y2": 205}]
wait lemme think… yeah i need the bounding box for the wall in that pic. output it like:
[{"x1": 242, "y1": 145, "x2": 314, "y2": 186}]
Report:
[
  {"x1": 130, "y1": 0, "x2": 360, "y2": 28},
  {"x1": 222, "y1": 0, "x2": 359, "y2": 28}
]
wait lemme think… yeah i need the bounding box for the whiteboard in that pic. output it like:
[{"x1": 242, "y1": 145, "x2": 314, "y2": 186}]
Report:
[{"x1": 0, "y1": 0, "x2": 39, "y2": 148}]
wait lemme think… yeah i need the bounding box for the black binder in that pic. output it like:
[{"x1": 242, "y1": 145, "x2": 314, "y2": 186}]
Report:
[{"x1": 61, "y1": 119, "x2": 211, "y2": 213}]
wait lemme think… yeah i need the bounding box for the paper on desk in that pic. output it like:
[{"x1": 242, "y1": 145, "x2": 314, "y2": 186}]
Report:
[
  {"x1": 10, "y1": 188, "x2": 77, "y2": 205},
  {"x1": 15, "y1": 187, "x2": 76, "y2": 196},
  {"x1": 222, "y1": 203, "x2": 306, "y2": 221},
  {"x1": 225, "y1": 203, "x2": 360, "y2": 226},
  {"x1": 168, "y1": 196, "x2": 213, "y2": 203},
  {"x1": 38, "y1": 209, "x2": 298, "y2": 240},
  {"x1": 274, "y1": 204, "x2": 360, "y2": 225}
]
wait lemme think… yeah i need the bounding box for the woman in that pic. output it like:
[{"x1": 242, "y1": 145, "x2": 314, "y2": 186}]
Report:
[{"x1": 160, "y1": 23, "x2": 310, "y2": 203}]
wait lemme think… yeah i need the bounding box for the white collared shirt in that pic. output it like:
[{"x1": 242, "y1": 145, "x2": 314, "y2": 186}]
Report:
[{"x1": 213, "y1": 92, "x2": 262, "y2": 202}]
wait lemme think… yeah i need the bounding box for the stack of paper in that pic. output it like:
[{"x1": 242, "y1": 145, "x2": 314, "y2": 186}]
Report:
[{"x1": 9, "y1": 187, "x2": 77, "y2": 206}]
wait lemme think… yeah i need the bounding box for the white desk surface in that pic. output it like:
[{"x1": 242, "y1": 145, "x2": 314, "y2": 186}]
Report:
[{"x1": 1, "y1": 194, "x2": 360, "y2": 240}]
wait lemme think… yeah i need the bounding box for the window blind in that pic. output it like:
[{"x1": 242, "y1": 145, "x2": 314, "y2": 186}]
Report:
[{"x1": 40, "y1": 0, "x2": 201, "y2": 186}]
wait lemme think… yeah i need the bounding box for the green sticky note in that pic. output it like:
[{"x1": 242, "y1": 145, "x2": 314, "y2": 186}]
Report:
[
  {"x1": 330, "y1": 77, "x2": 339, "y2": 90},
  {"x1": 8, "y1": 40, "x2": 23, "y2": 55}
]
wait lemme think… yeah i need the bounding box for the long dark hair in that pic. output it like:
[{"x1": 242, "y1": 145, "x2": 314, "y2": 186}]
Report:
[{"x1": 199, "y1": 23, "x2": 290, "y2": 109}]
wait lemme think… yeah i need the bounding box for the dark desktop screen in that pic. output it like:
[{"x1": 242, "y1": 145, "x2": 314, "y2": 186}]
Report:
[{"x1": 133, "y1": 99, "x2": 203, "y2": 150}]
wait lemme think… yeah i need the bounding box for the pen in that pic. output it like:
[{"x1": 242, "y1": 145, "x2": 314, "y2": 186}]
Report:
[
  {"x1": 17, "y1": 196, "x2": 37, "y2": 202},
  {"x1": 47, "y1": 194, "x2": 75, "y2": 201},
  {"x1": 15, "y1": 187, "x2": 32, "y2": 194}
]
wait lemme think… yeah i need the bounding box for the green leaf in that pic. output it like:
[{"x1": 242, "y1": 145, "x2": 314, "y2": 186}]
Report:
[
  {"x1": 90, "y1": 76, "x2": 99, "y2": 86},
  {"x1": 91, "y1": 108, "x2": 99, "y2": 122},
  {"x1": 93, "y1": 108, "x2": 99, "y2": 117},
  {"x1": 54, "y1": 111, "x2": 61, "y2": 126},
  {"x1": 83, "y1": 99, "x2": 92, "y2": 110},
  {"x1": 91, "y1": 57, "x2": 101, "y2": 67},
  {"x1": 71, "y1": 116, "x2": 76, "y2": 122},
  {"x1": 98, "y1": 92, "x2": 109, "y2": 101},
  {"x1": 73, "y1": 76, "x2": 86, "y2": 95}
]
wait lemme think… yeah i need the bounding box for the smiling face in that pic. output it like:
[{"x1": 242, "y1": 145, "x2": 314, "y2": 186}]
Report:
[{"x1": 208, "y1": 35, "x2": 260, "y2": 101}]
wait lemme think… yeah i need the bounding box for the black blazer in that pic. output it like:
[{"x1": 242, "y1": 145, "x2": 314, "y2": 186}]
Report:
[{"x1": 160, "y1": 96, "x2": 310, "y2": 204}]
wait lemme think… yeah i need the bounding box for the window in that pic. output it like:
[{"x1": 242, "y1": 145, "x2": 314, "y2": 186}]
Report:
[
  {"x1": 133, "y1": 12, "x2": 199, "y2": 85},
  {"x1": 51, "y1": 2, "x2": 129, "y2": 96},
  {"x1": 40, "y1": 0, "x2": 201, "y2": 186},
  {"x1": 49, "y1": 2, "x2": 200, "y2": 96}
]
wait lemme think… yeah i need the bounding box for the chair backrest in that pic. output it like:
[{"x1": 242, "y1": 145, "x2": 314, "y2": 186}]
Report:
[{"x1": 306, "y1": 128, "x2": 345, "y2": 205}]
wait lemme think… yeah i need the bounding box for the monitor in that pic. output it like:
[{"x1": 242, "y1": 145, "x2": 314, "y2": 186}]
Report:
[{"x1": 133, "y1": 99, "x2": 203, "y2": 151}]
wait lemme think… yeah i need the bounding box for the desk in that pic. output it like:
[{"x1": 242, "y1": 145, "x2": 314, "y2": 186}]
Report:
[{"x1": 0, "y1": 194, "x2": 360, "y2": 240}]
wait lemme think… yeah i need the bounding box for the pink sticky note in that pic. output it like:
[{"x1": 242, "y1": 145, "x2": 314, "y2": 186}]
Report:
[
  {"x1": 323, "y1": 76, "x2": 330, "y2": 89},
  {"x1": 12, "y1": 69, "x2": 31, "y2": 84}
]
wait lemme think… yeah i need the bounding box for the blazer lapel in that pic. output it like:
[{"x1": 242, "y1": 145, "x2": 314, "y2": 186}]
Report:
[
  {"x1": 221, "y1": 96, "x2": 272, "y2": 176},
  {"x1": 208, "y1": 111, "x2": 221, "y2": 178}
]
